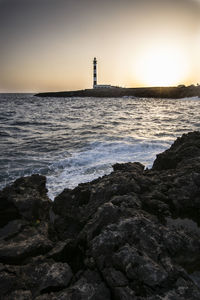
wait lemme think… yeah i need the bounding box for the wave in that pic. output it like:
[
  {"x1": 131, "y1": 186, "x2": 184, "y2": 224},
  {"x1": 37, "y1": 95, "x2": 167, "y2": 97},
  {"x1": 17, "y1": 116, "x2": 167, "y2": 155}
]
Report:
[
  {"x1": 0, "y1": 131, "x2": 10, "y2": 137},
  {"x1": 46, "y1": 139, "x2": 170, "y2": 200},
  {"x1": 10, "y1": 121, "x2": 51, "y2": 126},
  {"x1": 2, "y1": 94, "x2": 200, "y2": 201},
  {"x1": 179, "y1": 96, "x2": 200, "y2": 101}
]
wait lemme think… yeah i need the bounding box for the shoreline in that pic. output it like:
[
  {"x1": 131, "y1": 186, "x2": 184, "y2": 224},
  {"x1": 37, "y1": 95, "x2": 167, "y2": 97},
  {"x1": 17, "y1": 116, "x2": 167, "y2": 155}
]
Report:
[
  {"x1": 1, "y1": 131, "x2": 200, "y2": 299},
  {"x1": 35, "y1": 85, "x2": 200, "y2": 99}
]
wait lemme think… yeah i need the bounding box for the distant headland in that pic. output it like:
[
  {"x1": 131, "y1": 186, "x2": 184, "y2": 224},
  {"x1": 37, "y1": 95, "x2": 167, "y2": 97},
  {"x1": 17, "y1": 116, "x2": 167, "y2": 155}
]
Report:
[
  {"x1": 35, "y1": 57, "x2": 200, "y2": 99},
  {"x1": 35, "y1": 85, "x2": 200, "y2": 99}
]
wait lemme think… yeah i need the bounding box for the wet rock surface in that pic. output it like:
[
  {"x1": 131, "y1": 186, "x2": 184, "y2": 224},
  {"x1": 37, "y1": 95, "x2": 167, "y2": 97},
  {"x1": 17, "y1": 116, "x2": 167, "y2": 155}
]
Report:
[{"x1": 0, "y1": 131, "x2": 200, "y2": 299}]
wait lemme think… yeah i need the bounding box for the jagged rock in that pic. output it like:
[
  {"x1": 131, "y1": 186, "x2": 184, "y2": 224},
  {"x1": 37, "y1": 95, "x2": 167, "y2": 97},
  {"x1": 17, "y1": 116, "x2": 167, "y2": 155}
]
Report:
[
  {"x1": 0, "y1": 261, "x2": 72, "y2": 299},
  {"x1": 0, "y1": 219, "x2": 25, "y2": 240},
  {"x1": 35, "y1": 270, "x2": 110, "y2": 300},
  {"x1": 153, "y1": 131, "x2": 200, "y2": 170},
  {"x1": 113, "y1": 162, "x2": 144, "y2": 173},
  {"x1": 102, "y1": 267, "x2": 128, "y2": 287},
  {"x1": 0, "y1": 220, "x2": 53, "y2": 265},
  {"x1": 0, "y1": 174, "x2": 52, "y2": 227},
  {"x1": 0, "y1": 263, "x2": 26, "y2": 298},
  {"x1": 23, "y1": 261, "x2": 72, "y2": 297},
  {"x1": 46, "y1": 240, "x2": 71, "y2": 261},
  {"x1": 52, "y1": 164, "x2": 143, "y2": 240},
  {"x1": 0, "y1": 265, "x2": 23, "y2": 297},
  {"x1": 6, "y1": 290, "x2": 32, "y2": 300},
  {"x1": 1, "y1": 131, "x2": 200, "y2": 299},
  {"x1": 0, "y1": 232, "x2": 52, "y2": 264}
]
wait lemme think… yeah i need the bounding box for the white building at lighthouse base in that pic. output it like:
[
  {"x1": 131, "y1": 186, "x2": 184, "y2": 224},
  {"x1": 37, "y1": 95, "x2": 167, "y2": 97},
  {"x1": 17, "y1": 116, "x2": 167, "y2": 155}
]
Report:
[{"x1": 94, "y1": 84, "x2": 114, "y2": 89}]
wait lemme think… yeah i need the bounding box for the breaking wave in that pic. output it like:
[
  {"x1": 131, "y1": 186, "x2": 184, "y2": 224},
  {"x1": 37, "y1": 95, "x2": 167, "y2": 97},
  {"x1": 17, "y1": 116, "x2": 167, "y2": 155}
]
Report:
[{"x1": 1, "y1": 94, "x2": 200, "y2": 199}]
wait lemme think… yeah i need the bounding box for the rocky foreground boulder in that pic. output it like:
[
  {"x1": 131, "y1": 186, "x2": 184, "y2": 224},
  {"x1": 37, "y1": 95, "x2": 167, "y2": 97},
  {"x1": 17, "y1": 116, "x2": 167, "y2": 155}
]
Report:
[{"x1": 0, "y1": 131, "x2": 200, "y2": 299}]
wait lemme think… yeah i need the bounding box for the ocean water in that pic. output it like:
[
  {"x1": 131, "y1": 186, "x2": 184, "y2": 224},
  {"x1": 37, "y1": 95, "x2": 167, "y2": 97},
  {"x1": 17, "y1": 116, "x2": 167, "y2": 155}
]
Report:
[{"x1": 0, "y1": 93, "x2": 200, "y2": 200}]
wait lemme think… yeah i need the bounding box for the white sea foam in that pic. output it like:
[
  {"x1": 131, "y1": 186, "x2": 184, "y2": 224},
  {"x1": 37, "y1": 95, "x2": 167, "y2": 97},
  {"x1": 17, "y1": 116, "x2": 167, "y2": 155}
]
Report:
[
  {"x1": 1, "y1": 94, "x2": 200, "y2": 197},
  {"x1": 46, "y1": 139, "x2": 170, "y2": 200}
]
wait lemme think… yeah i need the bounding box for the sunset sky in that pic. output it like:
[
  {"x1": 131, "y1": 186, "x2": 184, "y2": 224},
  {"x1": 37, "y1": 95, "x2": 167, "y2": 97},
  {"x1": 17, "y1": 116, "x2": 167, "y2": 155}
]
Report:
[{"x1": 0, "y1": 0, "x2": 200, "y2": 92}]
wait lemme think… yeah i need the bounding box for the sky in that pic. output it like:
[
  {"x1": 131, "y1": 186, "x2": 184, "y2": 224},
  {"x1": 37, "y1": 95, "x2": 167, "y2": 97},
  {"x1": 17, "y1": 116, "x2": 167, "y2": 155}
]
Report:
[{"x1": 0, "y1": 0, "x2": 200, "y2": 92}]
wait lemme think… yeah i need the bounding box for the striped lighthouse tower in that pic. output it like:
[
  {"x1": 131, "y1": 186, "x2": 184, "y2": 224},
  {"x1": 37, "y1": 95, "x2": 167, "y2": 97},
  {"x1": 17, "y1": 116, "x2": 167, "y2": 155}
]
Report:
[{"x1": 93, "y1": 57, "x2": 97, "y2": 88}]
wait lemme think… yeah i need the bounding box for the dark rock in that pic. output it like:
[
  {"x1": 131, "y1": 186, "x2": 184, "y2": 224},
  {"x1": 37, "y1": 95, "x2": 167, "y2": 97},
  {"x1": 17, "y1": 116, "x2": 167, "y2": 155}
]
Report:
[
  {"x1": 35, "y1": 270, "x2": 110, "y2": 300},
  {"x1": 64, "y1": 270, "x2": 111, "y2": 300},
  {"x1": 6, "y1": 290, "x2": 32, "y2": 300},
  {"x1": 78, "y1": 202, "x2": 124, "y2": 243},
  {"x1": 23, "y1": 261, "x2": 72, "y2": 297},
  {"x1": 0, "y1": 219, "x2": 25, "y2": 240},
  {"x1": 113, "y1": 162, "x2": 144, "y2": 173},
  {"x1": 0, "y1": 266, "x2": 23, "y2": 297},
  {"x1": 52, "y1": 164, "x2": 142, "y2": 241},
  {"x1": 102, "y1": 267, "x2": 128, "y2": 287},
  {"x1": 46, "y1": 240, "x2": 71, "y2": 261},
  {"x1": 0, "y1": 263, "x2": 28, "y2": 298},
  {"x1": 0, "y1": 174, "x2": 52, "y2": 227},
  {"x1": 1, "y1": 131, "x2": 200, "y2": 299},
  {"x1": 46, "y1": 239, "x2": 85, "y2": 273},
  {"x1": 35, "y1": 85, "x2": 200, "y2": 99},
  {"x1": 112, "y1": 287, "x2": 136, "y2": 300},
  {"x1": 0, "y1": 222, "x2": 53, "y2": 264},
  {"x1": 153, "y1": 131, "x2": 200, "y2": 170},
  {"x1": 0, "y1": 230, "x2": 53, "y2": 264}
]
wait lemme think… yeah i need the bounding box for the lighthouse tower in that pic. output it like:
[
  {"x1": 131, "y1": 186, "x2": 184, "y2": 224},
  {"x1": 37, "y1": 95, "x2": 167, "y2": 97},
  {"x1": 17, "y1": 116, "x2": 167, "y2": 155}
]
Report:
[{"x1": 93, "y1": 57, "x2": 97, "y2": 88}]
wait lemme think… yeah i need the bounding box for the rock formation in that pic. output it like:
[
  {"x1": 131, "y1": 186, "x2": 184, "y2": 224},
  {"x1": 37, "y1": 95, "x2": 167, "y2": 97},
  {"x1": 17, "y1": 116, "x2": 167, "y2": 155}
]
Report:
[
  {"x1": 0, "y1": 131, "x2": 200, "y2": 299},
  {"x1": 35, "y1": 85, "x2": 200, "y2": 99}
]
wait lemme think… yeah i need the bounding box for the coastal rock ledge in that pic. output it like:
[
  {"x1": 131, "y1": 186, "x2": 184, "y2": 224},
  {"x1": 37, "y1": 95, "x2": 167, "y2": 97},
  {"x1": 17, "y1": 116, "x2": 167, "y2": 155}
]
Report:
[{"x1": 1, "y1": 131, "x2": 200, "y2": 300}]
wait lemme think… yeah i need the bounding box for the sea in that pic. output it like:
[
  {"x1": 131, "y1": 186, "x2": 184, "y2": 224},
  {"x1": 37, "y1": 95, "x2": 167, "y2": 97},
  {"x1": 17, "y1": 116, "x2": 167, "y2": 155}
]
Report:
[{"x1": 0, "y1": 93, "x2": 200, "y2": 200}]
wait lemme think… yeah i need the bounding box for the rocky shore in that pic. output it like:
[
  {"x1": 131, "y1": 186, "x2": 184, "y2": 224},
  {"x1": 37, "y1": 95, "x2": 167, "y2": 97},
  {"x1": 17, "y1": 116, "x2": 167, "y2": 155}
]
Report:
[
  {"x1": 1, "y1": 131, "x2": 200, "y2": 299},
  {"x1": 35, "y1": 85, "x2": 200, "y2": 99}
]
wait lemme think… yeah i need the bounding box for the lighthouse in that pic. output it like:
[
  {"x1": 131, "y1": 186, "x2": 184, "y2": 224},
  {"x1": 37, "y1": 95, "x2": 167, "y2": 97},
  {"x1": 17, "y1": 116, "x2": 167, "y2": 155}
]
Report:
[
  {"x1": 93, "y1": 57, "x2": 97, "y2": 88},
  {"x1": 92, "y1": 57, "x2": 114, "y2": 89}
]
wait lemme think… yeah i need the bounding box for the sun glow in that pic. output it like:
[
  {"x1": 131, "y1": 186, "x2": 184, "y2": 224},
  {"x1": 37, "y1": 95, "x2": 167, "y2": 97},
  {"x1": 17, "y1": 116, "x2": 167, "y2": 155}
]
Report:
[{"x1": 136, "y1": 45, "x2": 189, "y2": 87}]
